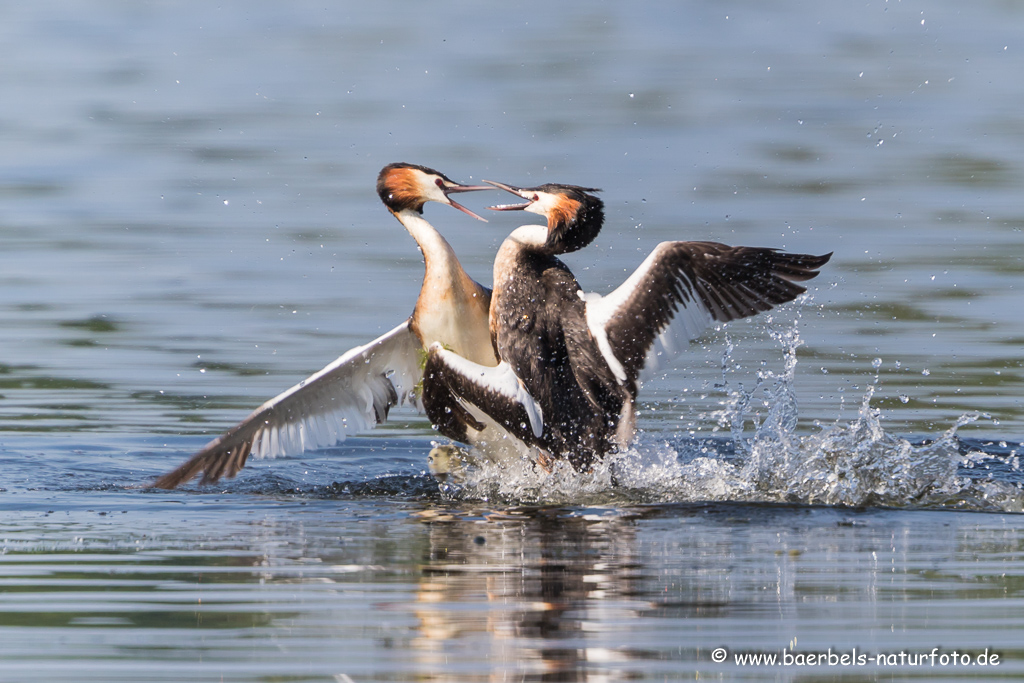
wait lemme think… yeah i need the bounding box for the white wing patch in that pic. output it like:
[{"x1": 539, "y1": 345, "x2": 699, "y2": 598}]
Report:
[
  {"x1": 584, "y1": 244, "x2": 716, "y2": 384},
  {"x1": 430, "y1": 344, "x2": 544, "y2": 438},
  {"x1": 639, "y1": 266, "x2": 715, "y2": 380},
  {"x1": 151, "y1": 319, "x2": 426, "y2": 488},
  {"x1": 640, "y1": 302, "x2": 715, "y2": 380},
  {"x1": 246, "y1": 319, "x2": 423, "y2": 459},
  {"x1": 583, "y1": 291, "x2": 627, "y2": 383}
]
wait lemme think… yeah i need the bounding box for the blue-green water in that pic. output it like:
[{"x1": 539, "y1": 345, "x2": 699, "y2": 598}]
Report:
[{"x1": 2, "y1": 1, "x2": 1024, "y2": 680}]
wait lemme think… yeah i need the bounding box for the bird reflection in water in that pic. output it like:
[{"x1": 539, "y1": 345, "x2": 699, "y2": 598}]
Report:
[{"x1": 410, "y1": 507, "x2": 648, "y2": 681}]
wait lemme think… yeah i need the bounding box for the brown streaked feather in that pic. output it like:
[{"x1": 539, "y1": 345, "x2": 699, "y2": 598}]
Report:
[{"x1": 151, "y1": 428, "x2": 255, "y2": 489}]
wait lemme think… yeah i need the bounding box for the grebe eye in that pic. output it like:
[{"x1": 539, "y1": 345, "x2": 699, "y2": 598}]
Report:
[{"x1": 435, "y1": 178, "x2": 445, "y2": 189}]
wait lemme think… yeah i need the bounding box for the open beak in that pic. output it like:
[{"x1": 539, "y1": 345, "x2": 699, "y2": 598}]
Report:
[
  {"x1": 442, "y1": 182, "x2": 492, "y2": 222},
  {"x1": 483, "y1": 180, "x2": 534, "y2": 211}
]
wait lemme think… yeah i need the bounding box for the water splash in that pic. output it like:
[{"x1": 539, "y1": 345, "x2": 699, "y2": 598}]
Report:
[{"x1": 443, "y1": 317, "x2": 1023, "y2": 512}]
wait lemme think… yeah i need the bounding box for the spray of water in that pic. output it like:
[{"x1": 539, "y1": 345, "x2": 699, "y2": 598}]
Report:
[{"x1": 442, "y1": 312, "x2": 1023, "y2": 512}]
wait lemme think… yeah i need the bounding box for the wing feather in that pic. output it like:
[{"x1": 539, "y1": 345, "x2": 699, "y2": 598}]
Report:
[
  {"x1": 150, "y1": 319, "x2": 423, "y2": 488},
  {"x1": 424, "y1": 344, "x2": 544, "y2": 442},
  {"x1": 585, "y1": 242, "x2": 831, "y2": 384}
]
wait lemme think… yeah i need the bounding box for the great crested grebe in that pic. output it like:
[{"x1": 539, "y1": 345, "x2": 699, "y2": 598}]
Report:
[
  {"x1": 425, "y1": 181, "x2": 832, "y2": 469},
  {"x1": 150, "y1": 163, "x2": 500, "y2": 488}
]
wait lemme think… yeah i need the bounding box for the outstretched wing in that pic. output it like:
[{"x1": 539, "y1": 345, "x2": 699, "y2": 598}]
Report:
[
  {"x1": 150, "y1": 319, "x2": 423, "y2": 488},
  {"x1": 424, "y1": 344, "x2": 544, "y2": 443},
  {"x1": 585, "y1": 242, "x2": 831, "y2": 384}
]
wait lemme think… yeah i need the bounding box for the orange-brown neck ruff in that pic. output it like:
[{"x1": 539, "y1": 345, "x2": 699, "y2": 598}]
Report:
[{"x1": 547, "y1": 195, "x2": 581, "y2": 233}]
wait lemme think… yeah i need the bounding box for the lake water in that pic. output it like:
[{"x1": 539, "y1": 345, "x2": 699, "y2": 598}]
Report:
[{"x1": 2, "y1": 1, "x2": 1023, "y2": 680}]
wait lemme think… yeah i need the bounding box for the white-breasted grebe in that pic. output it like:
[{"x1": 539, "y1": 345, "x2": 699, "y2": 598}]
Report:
[{"x1": 425, "y1": 180, "x2": 832, "y2": 469}]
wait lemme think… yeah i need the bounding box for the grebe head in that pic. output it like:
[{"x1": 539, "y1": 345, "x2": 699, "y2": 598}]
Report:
[
  {"x1": 377, "y1": 163, "x2": 491, "y2": 221},
  {"x1": 484, "y1": 180, "x2": 604, "y2": 254}
]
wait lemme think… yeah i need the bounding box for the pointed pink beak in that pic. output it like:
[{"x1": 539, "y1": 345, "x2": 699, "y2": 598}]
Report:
[
  {"x1": 482, "y1": 180, "x2": 534, "y2": 211},
  {"x1": 442, "y1": 183, "x2": 493, "y2": 222}
]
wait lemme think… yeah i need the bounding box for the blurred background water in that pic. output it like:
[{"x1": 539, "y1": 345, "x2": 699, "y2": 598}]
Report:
[{"x1": 2, "y1": 0, "x2": 1024, "y2": 680}]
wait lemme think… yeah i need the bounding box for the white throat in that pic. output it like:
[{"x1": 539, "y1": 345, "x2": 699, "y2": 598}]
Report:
[
  {"x1": 395, "y1": 210, "x2": 451, "y2": 254},
  {"x1": 507, "y1": 224, "x2": 549, "y2": 248}
]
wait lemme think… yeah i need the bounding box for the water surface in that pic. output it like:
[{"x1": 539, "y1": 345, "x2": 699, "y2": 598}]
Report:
[{"x1": 2, "y1": 0, "x2": 1023, "y2": 680}]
